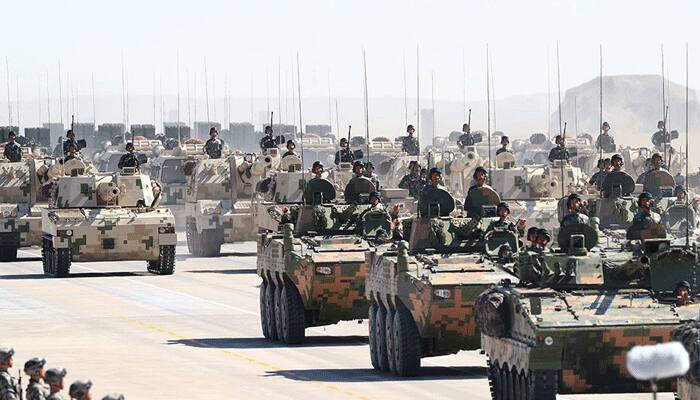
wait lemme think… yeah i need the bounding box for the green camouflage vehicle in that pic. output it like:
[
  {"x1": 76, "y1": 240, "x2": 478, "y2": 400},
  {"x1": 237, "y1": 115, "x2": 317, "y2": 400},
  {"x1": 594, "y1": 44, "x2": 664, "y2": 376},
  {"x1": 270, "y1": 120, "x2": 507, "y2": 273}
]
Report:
[
  {"x1": 672, "y1": 320, "x2": 700, "y2": 400},
  {"x1": 184, "y1": 153, "x2": 270, "y2": 256},
  {"x1": 41, "y1": 160, "x2": 176, "y2": 277},
  {"x1": 257, "y1": 177, "x2": 394, "y2": 345},
  {"x1": 364, "y1": 188, "x2": 519, "y2": 376},
  {"x1": 476, "y1": 223, "x2": 700, "y2": 399},
  {"x1": 0, "y1": 154, "x2": 53, "y2": 260}
]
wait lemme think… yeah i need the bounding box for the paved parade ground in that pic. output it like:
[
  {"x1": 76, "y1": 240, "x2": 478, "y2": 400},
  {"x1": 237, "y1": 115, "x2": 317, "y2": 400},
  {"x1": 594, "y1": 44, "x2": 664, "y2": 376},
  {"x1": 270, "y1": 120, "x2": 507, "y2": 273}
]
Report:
[{"x1": 0, "y1": 234, "x2": 675, "y2": 399}]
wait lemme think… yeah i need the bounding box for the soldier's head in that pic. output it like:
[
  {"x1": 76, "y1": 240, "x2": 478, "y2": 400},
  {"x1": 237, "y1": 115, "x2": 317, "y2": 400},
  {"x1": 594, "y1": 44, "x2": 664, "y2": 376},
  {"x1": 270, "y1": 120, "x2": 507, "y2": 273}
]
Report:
[
  {"x1": 7, "y1": 130, "x2": 16, "y2": 142},
  {"x1": 24, "y1": 357, "x2": 46, "y2": 379},
  {"x1": 611, "y1": 154, "x2": 623, "y2": 170},
  {"x1": 369, "y1": 191, "x2": 381, "y2": 206},
  {"x1": 658, "y1": 120, "x2": 665, "y2": 130},
  {"x1": 674, "y1": 185, "x2": 686, "y2": 200},
  {"x1": 365, "y1": 161, "x2": 374, "y2": 173},
  {"x1": 554, "y1": 135, "x2": 564, "y2": 145},
  {"x1": 536, "y1": 228, "x2": 551, "y2": 249},
  {"x1": 264, "y1": 125, "x2": 273, "y2": 135},
  {"x1": 406, "y1": 124, "x2": 415, "y2": 136},
  {"x1": 67, "y1": 129, "x2": 75, "y2": 139},
  {"x1": 44, "y1": 367, "x2": 67, "y2": 392},
  {"x1": 596, "y1": 158, "x2": 605, "y2": 169},
  {"x1": 340, "y1": 137, "x2": 349, "y2": 149},
  {"x1": 567, "y1": 193, "x2": 583, "y2": 212},
  {"x1": 69, "y1": 380, "x2": 92, "y2": 400},
  {"x1": 428, "y1": 167, "x2": 442, "y2": 186},
  {"x1": 676, "y1": 281, "x2": 691, "y2": 306},
  {"x1": 312, "y1": 161, "x2": 324, "y2": 177},
  {"x1": 527, "y1": 226, "x2": 539, "y2": 245},
  {"x1": 496, "y1": 202, "x2": 510, "y2": 219},
  {"x1": 651, "y1": 153, "x2": 663, "y2": 169},
  {"x1": 638, "y1": 192, "x2": 653, "y2": 210},
  {"x1": 101, "y1": 394, "x2": 125, "y2": 400},
  {"x1": 352, "y1": 160, "x2": 365, "y2": 176},
  {"x1": 500, "y1": 136, "x2": 509, "y2": 147},
  {"x1": 420, "y1": 167, "x2": 428, "y2": 179},
  {"x1": 473, "y1": 166, "x2": 487, "y2": 186},
  {"x1": 602, "y1": 121, "x2": 610, "y2": 133},
  {"x1": 408, "y1": 160, "x2": 420, "y2": 174},
  {"x1": 125, "y1": 142, "x2": 134, "y2": 153},
  {"x1": 0, "y1": 347, "x2": 14, "y2": 368},
  {"x1": 286, "y1": 140, "x2": 295, "y2": 151},
  {"x1": 603, "y1": 158, "x2": 611, "y2": 170},
  {"x1": 462, "y1": 123, "x2": 470, "y2": 133},
  {"x1": 67, "y1": 143, "x2": 77, "y2": 155},
  {"x1": 209, "y1": 127, "x2": 218, "y2": 139}
]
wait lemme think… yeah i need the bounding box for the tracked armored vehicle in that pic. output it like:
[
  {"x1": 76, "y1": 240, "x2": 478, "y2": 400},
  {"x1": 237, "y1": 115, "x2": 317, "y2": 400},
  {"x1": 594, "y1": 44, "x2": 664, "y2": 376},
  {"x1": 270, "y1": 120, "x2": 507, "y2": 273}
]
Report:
[
  {"x1": 41, "y1": 160, "x2": 176, "y2": 277},
  {"x1": 94, "y1": 139, "x2": 162, "y2": 173},
  {"x1": 476, "y1": 223, "x2": 700, "y2": 399},
  {"x1": 0, "y1": 154, "x2": 53, "y2": 260},
  {"x1": 257, "y1": 177, "x2": 393, "y2": 345},
  {"x1": 364, "y1": 187, "x2": 519, "y2": 376}
]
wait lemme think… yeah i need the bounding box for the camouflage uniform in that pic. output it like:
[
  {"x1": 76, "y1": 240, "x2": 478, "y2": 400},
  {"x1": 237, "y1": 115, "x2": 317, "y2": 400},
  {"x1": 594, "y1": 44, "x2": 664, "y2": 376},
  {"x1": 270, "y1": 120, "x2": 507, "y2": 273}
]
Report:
[
  {"x1": 0, "y1": 369, "x2": 19, "y2": 400},
  {"x1": 259, "y1": 135, "x2": 278, "y2": 150},
  {"x1": 588, "y1": 170, "x2": 608, "y2": 188},
  {"x1": 333, "y1": 148, "x2": 355, "y2": 165},
  {"x1": 117, "y1": 152, "x2": 139, "y2": 169},
  {"x1": 547, "y1": 144, "x2": 569, "y2": 163},
  {"x1": 495, "y1": 147, "x2": 511, "y2": 156},
  {"x1": 560, "y1": 212, "x2": 590, "y2": 228},
  {"x1": 457, "y1": 132, "x2": 475, "y2": 148},
  {"x1": 3, "y1": 142, "x2": 22, "y2": 162},
  {"x1": 401, "y1": 136, "x2": 420, "y2": 156},
  {"x1": 398, "y1": 173, "x2": 422, "y2": 197},
  {"x1": 632, "y1": 209, "x2": 662, "y2": 225},
  {"x1": 204, "y1": 138, "x2": 223, "y2": 159},
  {"x1": 46, "y1": 392, "x2": 66, "y2": 400},
  {"x1": 26, "y1": 378, "x2": 49, "y2": 400},
  {"x1": 62, "y1": 139, "x2": 78, "y2": 155},
  {"x1": 282, "y1": 150, "x2": 297, "y2": 158},
  {"x1": 652, "y1": 129, "x2": 670, "y2": 149},
  {"x1": 596, "y1": 133, "x2": 616, "y2": 152}
]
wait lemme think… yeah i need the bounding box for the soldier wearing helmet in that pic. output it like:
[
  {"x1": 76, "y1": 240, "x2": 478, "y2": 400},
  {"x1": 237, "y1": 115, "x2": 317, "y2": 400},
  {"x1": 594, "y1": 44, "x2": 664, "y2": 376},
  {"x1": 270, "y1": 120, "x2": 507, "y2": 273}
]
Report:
[
  {"x1": 526, "y1": 226, "x2": 540, "y2": 250},
  {"x1": 204, "y1": 127, "x2": 223, "y2": 159},
  {"x1": 535, "y1": 228, "x2": 551, "y2": 250},
  {"x1": 561, "y1": 193, "x2": 590, "y2": 228},
  {"x1": 633, "y1": 192, "x2": 661, "y2": 224},
  {"x1": 3, "y1": 131, "x2": 22, "y2": 162},
  {"x1": 547, "y1": 135, "x2": 569, "y2": 163},
  {"x1": 610, "y1": 154, "x2": 624, "y2": 172},
  {"x1": 596, "y1": 121, "x2": 616, "y2": 153},
  {"x1": 363, "y1": 161, "x2": 380, "y2": 190},
  {"x1": 0, "y1": 347, "x2": 19, "y2": 400},
  {"x1": 259, "y1": 126, "x2": 279, "y2": 150},
  {"x1": 282, "y1": 140, "x2": 297, "y2": 158},
  {"x1": 44, "y1": 367, "x2": 67, "y2": 400},
  {"x1": 495, "y1": 136, "x2": 511, "y2": 156},
  {"x1": 401, "y1": 125, "x2": 420, "y2": 156},
  {"x1": 68, "y1": 380, "x2": 91, "y2": 400},
  {"x1": 24, "y1": 357, "x2": 49, "y2": 400},
  {"x1": 463, "y1": 166, "x2": 494, "y2": 217},
  {"x1": 344, "y1": 161, "x2": 374, "y2": 204},
  {"x1": 457, "y1": 123, "x2": 475, "y2": 149},
  {"x1": 674, "y1": 185, "x2": 687, "y2": 202},
  {"x1": 334, "y1": 138, "x2": 355, "y2": 165},
  {"x1": 588, "y1": 158, "x2": 608, "y2": 189},
  {"x1": 485, "y1": 201, "x2": 526, "y2": 236},
  {"x1": 398, "y1": 161, "x2": 422, "y2": 197},
  {"x1": 117, "y1": 143, "x2": 140, "y2": 169}
]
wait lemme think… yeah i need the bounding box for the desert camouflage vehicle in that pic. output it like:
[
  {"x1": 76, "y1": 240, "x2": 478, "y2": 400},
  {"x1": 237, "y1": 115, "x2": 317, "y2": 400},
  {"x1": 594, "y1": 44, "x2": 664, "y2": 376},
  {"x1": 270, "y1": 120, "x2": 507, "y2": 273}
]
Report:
[
  {"x1": 0, "y1": 152, "x2": 53, "y2": 260},
  {"x1": 476, "y1": 223, "x2": 700, "y2": 399},
  {"x1": 184, "y1": 153, "x2": 271, "y2": 256},
  {"x1": 257, "y1": 178, "x2": 393, "y2": 345},
  {"x1": 41, "y1": 160, "x2": 176, "y2": 277},
  {"x1": 364, "y1": 188, "x2": 519, "y2": 376},
  {"x1": 93, "y1": 138, "x2": 163, "y2": 173},
  {"x1": 672, "y1": 320, "x2": 700, "y2": 400}
]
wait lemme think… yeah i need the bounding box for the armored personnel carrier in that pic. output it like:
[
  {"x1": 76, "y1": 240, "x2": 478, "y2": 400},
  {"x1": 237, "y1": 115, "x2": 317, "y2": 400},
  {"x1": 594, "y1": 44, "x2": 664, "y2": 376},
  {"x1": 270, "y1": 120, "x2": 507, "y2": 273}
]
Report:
[
  {"x1": 0, "y1": 153, "x2": 53, "y2": 260},
  {"x1": 41, "y1": 161, "x2": 176, "y2": 277},
  {"x1": 184, "y1": 153, "x2": 271, "y2": 256},
  {"x1": 257, "y1": 178, "x2": 393, "y2": 345},
  {"x1": 476, "y1": 223, "x2": 700, "y2": 399},
  {"x1": 364, "y1": 188, "x2": 518, "y2": 376}
]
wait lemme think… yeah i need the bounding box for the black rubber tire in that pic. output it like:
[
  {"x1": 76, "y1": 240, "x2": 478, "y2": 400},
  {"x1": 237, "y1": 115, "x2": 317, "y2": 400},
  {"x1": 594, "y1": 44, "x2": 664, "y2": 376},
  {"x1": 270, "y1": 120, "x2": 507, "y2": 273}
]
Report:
[
  {"x1": 280, "y1": 283, "x2": 306, "y2": 344},
  {"x1": 41, "y1": 236, "x2": 50, "y2": 274},
  {"x1": 260, "y1": 280, "x2": 270, "y2": 339},
  {"x1": 528, "y1": 370, "x2": 558, "y2": 400},
  {"x1": 274, "y1": 284, "x2": 284, "y2": 341},
  {"x1": 385, "y1": 307, "x2": 397, "y2": 374},
  {"x1": 375, "y1": 304, "x2": 390, "y2": 372},
  {"x1": 0, "y1": 245, "x2": 17, "y2": 262},
  {"x1": 201, "y1": 229, "x2": 222, "y2": 257},
  {"x1": 490, "y1": 363, "x2": 502, "y2": 400},
  {"x1": 148, "y1": 245, "x2": 175, "y2": 275},
  {"x1": 54, "y1": 248, "x2": 71, "y2": 278},
  {"x1": 517, "y1": 371, "x2": 528, "y2": 400},
  {"x1": 186, "y1": 221, "x2": 194, "y2": 253},
  {"x1": 393, "y1": 306, "x2": 421, "y2": 377},
  {"x1": 500, "y1": 365, "x2": 510, "y2": 400},
  {"x1": 368, "y1": 303, "x2": 380, "y2": 370},
  {"x1": 265, "y1": 281, "x2": 278, "y2": 341}
]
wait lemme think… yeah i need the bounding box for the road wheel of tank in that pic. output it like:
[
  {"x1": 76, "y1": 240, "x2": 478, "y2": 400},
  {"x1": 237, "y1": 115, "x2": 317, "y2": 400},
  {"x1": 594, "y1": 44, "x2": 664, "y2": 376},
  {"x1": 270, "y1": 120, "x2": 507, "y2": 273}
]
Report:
[
  {"x1": 368, "y1": 303, "x2": 380, "y2": 370},
  {"x1": 274, "y1": 284, "x2": 284, "y2": 341},
  {"x1": 500, "y1": 365, "x2": 511, "y2": 400},
  {"x1": 489, "y1": 362, "x2": 502, "y2": 400},
  {"x1": 528, "y1": 370, "x2": 557, "y2": 400},
  {"x1": 374, "y1": 304, "x2": 390, "y2": 372},
  {"x1": 200, "y1": 229, "x2": 222, "y2": 257},
  {"x1": 54, "y1": 248, "x2": 71, "y2": 278},
  {"x1": 260, "y1": 280, "x2": 270, "y2": 339},
  {"x1": 280, "y1": 283, "x2": 305, "y2": 344},
  {"x1": 385, "y1": 307, "x2": 397, "y2": 374},
  {"x1": 393, "y1": 306, "x2": 421, "y2": 377},
  {"x1": 516, "y1": 371, "x2": 528, "y2": 400},
  {"x1": 265, "y1": 281, "x2": 278, "y2": 341}
]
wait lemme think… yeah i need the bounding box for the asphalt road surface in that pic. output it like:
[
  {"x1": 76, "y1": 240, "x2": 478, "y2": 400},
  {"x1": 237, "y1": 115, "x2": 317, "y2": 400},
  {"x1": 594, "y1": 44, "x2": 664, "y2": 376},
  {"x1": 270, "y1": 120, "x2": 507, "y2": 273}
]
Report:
[{"x1": 0, "y1": 234, "x2": 675, "y2": 399}]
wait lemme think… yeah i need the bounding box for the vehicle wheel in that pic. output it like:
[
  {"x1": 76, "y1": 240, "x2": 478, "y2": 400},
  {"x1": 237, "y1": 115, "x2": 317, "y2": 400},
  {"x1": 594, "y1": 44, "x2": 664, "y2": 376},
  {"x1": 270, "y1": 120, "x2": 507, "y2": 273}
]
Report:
[
  {"x1": 265, "y1": 281, "x2": 278, "y2": 341},
  {"x1": 188, "y1": 223, "x2": 203, "y2": 256},
  {"x1": 528, "y1": 369, "x2": 558, "y2": 400},
  {"x1": 54, "y1": 248, "x2": 71, "y2": 278},
  {"x1": 385, "y1": 307, "x2": 397, "y2": 374},
  {"x1": 274, "y1": 283, "x2": 284, "y2": 341},
  {"x1": 500, "y1": 365, "x2": 511, "y2": 400},
  {"x1": 280, "y1": 283, "x2": 305, "y2": 344},
  {"x1": 393, "y1": 306, "x2": 421, "y2": 376},
  {"x1": 260, "y1": 280, "x2": 270, "y2": 339},
  {"x1": 517, "y1": 371, "x2": 528, "y2": 400},
  {"x1": 41, "y1": 236, "x2": 50, "y2": 274},
  {"x1": 374, "y1": 303, "x2": 390, "y2": 372},
  {"x1": 368, "y1": 303, "x2": 380, "y2": 370},
  {"x1": 489, "y1": 362, "x2": 502, "y2": 400},
  {"x1": 0, "y1": 233, "x2": 19, "y2": 261},
  {"x1": 148, "y1": 245, "x2": 175, "y2": 275},
  {"x1": 186, "y1": 221, "x2": 193, "y2": 253},
  {"x1": 199, "y1": 229, "x2": 222, "y2": 257}
]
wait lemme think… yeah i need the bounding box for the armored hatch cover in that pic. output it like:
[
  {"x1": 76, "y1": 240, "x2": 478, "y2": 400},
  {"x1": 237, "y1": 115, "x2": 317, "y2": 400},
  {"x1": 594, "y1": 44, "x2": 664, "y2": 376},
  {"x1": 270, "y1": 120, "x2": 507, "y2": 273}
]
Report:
[
  {"x1": 464, "y1": 186, "x2": 500, "y2": 218},
  {"x1": 601, "y1": 171, "x2": 635, "y2": 198},
  {"x1": 496, "y1": 151, "x2": 516, "y2": 169},
  {"x1": 557, "y1": 223, "x2": 599, "y2": 251},
  {"x1": 643, "y1": 170, "x2": 675, "y2": 197},
  {"x1": 418, "y1": 186, "x2": 456, "y2": 217},
  {"x1": 303, "y1": 177, "x2": 336, "y2": 205}
]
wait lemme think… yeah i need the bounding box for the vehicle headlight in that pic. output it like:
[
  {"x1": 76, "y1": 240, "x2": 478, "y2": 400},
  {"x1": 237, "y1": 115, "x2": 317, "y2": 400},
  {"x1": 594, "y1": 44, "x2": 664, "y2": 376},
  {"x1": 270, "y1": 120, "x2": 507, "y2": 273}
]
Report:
[
  {"x1": 64, "y1": 229, "x2": 73, "y2": 237},
  {"x1": 10, "y1": 210, "x2": 16, "y2": 218},
  {"x1": 544, "y1": 336, "x2": 554, "y2": 346},
  {"x1": 315, "y1": 266, "x2": 333, "y2": 275},
  {"x1": 433, "y1": 289, "x2": 452, "y2": 299}
]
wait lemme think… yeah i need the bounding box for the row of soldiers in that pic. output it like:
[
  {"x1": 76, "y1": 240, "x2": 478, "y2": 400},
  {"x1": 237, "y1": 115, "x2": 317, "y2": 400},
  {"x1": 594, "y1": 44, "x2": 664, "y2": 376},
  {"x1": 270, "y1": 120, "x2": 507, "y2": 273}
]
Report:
[{"x1": 0, "y1": 347, "x2": 123, "y2": 400}]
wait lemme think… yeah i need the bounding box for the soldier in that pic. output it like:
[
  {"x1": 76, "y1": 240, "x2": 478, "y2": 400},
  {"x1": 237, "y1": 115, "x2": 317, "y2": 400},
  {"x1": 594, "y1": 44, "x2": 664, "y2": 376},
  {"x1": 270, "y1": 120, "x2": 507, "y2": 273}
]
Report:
[
  {"x1": 463, "y1": 166, "x2": 492, "y2": 215},
  {"x1": 204, "y1": 127, "x2": 223, "y2": 159},
  {"x1": 52, "y1": 136, "x2": 64, "y2": 158},
  {"x1": 636, "y1": 158, "x2": 653, "y2": 184},
  {"x1": 674, "y1": 185, "x2": 687, "y2": 202},
  {"x1": 63, "y1": 144, "x2": 80, "y2": 163},
  {"x1": 3, "y1": 131, "x2": 22, "y2": 162},
  {"x1": 24, "y1": 357, "x2": 49, "y2": 400},
  {"x1": 401, "y1": 125, "x2": 420, "y2": 156},
  {"x1": 635, "y1": 192, "x2": 661, "y2": 224},
  {"x1": 610, "y1": 154, "x2": 624, "y2": 172},
  {"x1": 44, "y1": 368, "x2": 67, "y2": 400},
  {"x1": 67, "y1": 380, "x2": 91, "y2": 400},
  {"x1": 588, "y1": 159, "x2": 608, "y2": 188},
  {"x1": 495, "y1": 136, "x2": 511, "y2": 155},
  {"x1": 650, "y1": 152, "x2": 665, "y2": 171},
  {"x1": 363, "y1": 161, "x2": 380, "y2": 190},
  {"x1": 344, "y1": 161, "x2": 373, "y2": 204},
  {"x1": 547, "y1": 135, "x2": 569, "y2": 163},
  {"x1": 0, "y1": 347, "x2": 19, "y2": 400},
  {"x1": 457, "y1": 123, "x2": 475, "y2": 149},
  {"x1": 334, "y1": 138, "x2": 355, "y2": 165},
  {"x1": 485, "y1": 202, "x2": 526, "y2": 236},
  {"x1": 651, "y1": 120, "x2": 669, "y2": 150},
  {"x1": 417, "y1": 167, "x2": 451, "y2": 216},
  {"x1": 62, "y1": 130, "x2": 78, "y2": 156},
  {"x1": 560, "y1": 193, "x2": 590, "y2": 228},
  {"x1": 311, "y1": 160, "x2": 323, "y2": 179},
  {"x1": 259, "y1": 126, "x2": 278, "y2": 150},
  {"x1": 595, "y1": 121, "x2": 616, "y2": 153},
  {"x1": 117, "y1": 143, "x2": 139, "y2": 169},
  {"x1": 282, "y1": 140, "x2": 297, "y2": 158},
  {"x1": 100, "y1": 395, "x2": 124, "y2": 400},
  {"x1": 535, "y1": 228, "x2": 551, "y2": 250},
  {"x1": 398, "y1": 161, "x2": 422, "y2": 197},
  {"x1": 526, "y1": 226, "x2": 539, "y2": 250}
]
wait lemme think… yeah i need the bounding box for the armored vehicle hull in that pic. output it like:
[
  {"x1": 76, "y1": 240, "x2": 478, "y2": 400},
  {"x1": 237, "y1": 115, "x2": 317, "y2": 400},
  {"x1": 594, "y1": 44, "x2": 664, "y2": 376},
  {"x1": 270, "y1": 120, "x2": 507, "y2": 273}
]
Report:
[{"x1": 673, "y1": 321, "x2": 700, "y2": 400}]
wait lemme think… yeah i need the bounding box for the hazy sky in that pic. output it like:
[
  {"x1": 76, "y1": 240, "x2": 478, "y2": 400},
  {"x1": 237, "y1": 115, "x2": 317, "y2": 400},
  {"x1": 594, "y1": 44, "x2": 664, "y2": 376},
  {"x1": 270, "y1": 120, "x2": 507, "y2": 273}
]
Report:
[{"x1": 1, "y1": 0, "x2": 698, "y2": 131}]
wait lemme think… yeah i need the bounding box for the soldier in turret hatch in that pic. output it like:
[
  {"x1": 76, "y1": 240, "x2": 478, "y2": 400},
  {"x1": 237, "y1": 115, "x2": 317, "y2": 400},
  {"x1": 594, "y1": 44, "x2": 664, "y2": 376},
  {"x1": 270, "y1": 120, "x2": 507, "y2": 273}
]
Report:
[
  {"x1": 457, "y1": 123, "x2": 475, "y2": 149},
  {"x1": 204, "y1": 127, "x2": 223, "y2": 159},
  {"x1": 595, "y1": 121, "x2": 616, "y2": 153},
  {"x1": 485, "y1": 202, "x2": 525, "y2": 237},
  {"x1": 364, "y1": 161, "x2": 380, "y2": 190},
  {"x1": 495, "y1": 136, "x2": 511, "y2": 156},
  {"x1": 535, "y1": 228, "x2": 551, "y2": 250},
  {"x1": 560, "y1": 193, "x2": 590, "y2": 228},
  {"x1": 117, "y1": 142, "x2": 140, "y2": 169},
  {"x1": 334, "y1": 138, "x2": 355, "y2": 165},
  {"x1": 3, "y1": 131, "x2": 22, "y2": 162},
  {"x1": 63, "y1": 143, "x2": 81, "y2": 163},
  {"x1": 674, "y1": 185, "x2": 687, "y2": 202},
  {"x1": 547, "y1": 135, "x2": 569, "y2": 163},
  {"x1": 633, "y1": 192, "x2": 662, "y2": 225},
  {"x1": 463, "y1": 166, "x2": 492, "y2": 213},
  {"x1": 259, "y1": 125, "x2": 279, "y2": 150},
  {"x1": 282, "y1": 140, "x2": 297, "y2": 158},
  {"x1": 398, "y1": 161, "x2": 422, "y2": 197},
  {"x1": 610, "y1": 154, "x2": 623, "y2": 172},
  {"x1": 588, "y1": 159, "x2": 608, "y2": 188},
  {"x1": 526, "y1": 226, "x2": 539, "y2": 250},
  {"x1": 651, "y1": 120, "x2": 669, "y2": 151},
  {"x1": 401, "y1": 124, "x2": 420, "y2": 156},
  {"x1": 62, "y1": 130, "x2": 79, "y2": 156}
]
